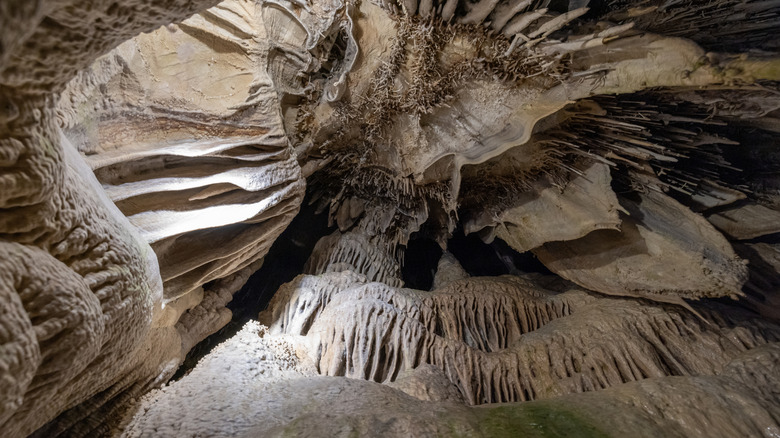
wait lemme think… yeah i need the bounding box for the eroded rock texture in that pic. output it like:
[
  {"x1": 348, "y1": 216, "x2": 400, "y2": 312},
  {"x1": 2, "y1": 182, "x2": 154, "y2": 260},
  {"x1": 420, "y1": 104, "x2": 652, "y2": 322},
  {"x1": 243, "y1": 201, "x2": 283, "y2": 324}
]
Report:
[
  {"x1": 2, "y1": 0, "x2": 780, "y2": 435},
  {"x1": 277, "y1": 0, "x2": 780, "y2": 308},
  {"x1": 261, "y1": 271, "x2": 780, "y2": 405},
  {"x1": 1, "y1": 0, "x2": 305, "y2": 436},
  {"x1": 57, "y1": 0, "x2": 305, "y2": 309},
  {"x1": 123, "y1": 275, "x2": 780, "y2": 438}
]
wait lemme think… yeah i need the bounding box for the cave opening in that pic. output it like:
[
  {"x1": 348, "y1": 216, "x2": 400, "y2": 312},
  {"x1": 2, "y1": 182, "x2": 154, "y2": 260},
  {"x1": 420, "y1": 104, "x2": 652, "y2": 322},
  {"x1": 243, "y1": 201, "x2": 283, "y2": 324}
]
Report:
[
  {"x1": 448, "y1": 230, "x2": 511, "y2": 277},
  {"x1": 447, "y1": 229, "x2": 553, "y2": 277},
  {"x1": 401, "y1": 236, "x2": 443, "y2": 290}
]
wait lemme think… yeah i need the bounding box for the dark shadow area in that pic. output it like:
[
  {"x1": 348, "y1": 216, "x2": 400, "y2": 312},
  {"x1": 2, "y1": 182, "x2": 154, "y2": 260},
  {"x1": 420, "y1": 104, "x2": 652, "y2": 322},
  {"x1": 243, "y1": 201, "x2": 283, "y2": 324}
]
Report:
[
  {"x1": 226, "y1": 203, "x2": 333, "y2": 323},
  {"x1": 751, "y1": 232, "x2": 780, "y2": 245},
  {"x1": 171, "y1": 197, "x2": 334, "y2": 380},
  {"x1": 712, "y1": 240, "x2": 780, "y2": 321},
  {"x1": 493, "y1": 238, "x2": 554, "y2": 275},
  {"x1": 401, "y1": 236, "x2": 443, "y2": 290},
  {"x1": 448, "y1": 229, "x2": 510, "y2": 277},
  {"x1": 447, "y1": 229, "x2": 553, "y2": 277}
]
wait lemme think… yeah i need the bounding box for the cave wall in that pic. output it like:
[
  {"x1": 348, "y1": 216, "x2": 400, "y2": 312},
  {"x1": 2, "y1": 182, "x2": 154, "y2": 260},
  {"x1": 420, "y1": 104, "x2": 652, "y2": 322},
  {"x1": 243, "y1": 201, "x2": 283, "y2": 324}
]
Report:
[
  {"x1": 119, "y1": 0, "x2": 780, "y2": 434},
  {"x1": 1, "y1": 0, "x2": 780, "y2": 436},
  {"x1": 0, "y1": 0, "x2": 308, "y2": 435},
  {"x1": 56, "y1": 0, "x2": 306, "y2": 347},
  {"x1": 286, "y1": 0, "x2": 780, "y2": 311}
]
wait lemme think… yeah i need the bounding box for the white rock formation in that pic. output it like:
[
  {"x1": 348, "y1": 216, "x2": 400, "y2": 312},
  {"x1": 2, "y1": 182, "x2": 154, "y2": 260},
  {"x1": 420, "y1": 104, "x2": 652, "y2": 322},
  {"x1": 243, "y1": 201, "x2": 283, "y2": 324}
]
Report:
[
  {"x1": 123, "y1": 274, "x2": 780, "y2": 438},
  {"x1": 260, "y1": 271, "x2": 780, "y2": 405},
  {"x1": 0, "y1": 0, "x2": 230, "y2": 435},
  {"x1": 58, "y1": 0, "x2": 306, "y2": 303},
  {"x1": 2, "y1": 0, "x2": 780, "y2": 435}
]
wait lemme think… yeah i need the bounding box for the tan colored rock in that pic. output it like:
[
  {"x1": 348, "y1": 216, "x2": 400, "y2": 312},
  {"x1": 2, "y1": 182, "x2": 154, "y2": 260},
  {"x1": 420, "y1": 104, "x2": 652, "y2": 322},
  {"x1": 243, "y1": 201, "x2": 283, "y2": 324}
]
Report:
[
  {"x1": 534, "y1": 190, "x2": 748, "y2": 301},
  {"x1": 124, "y1": 274, "x2": 780, "y2": 438},
  {"x1": 259, "y1": 271, "x2": 367, "y2": 335},
  {"x1": 707, "y1": 202, "x2": 780, "y2": 240},
  {"x1": 288, "y1": 0, "x2": 779, "y2": 273},
  {"x1": 294, "y1": 10, "x2": 780, "y2": 188},
  {"x1": 58, "y1": 0, "x2": 306, "y2": 302},
  {"x1": 0, "y1": 0, "x2": 295, "y2": 435},
  {"x1": 305, "y1": 231, "x2": 404, "y2": 287},
  {"x1": 124, "y1": 346, "x2": 780, "y2": 438},
  {"x1": 1, "y1": 0, "x2": 779, "y2": 435},
  {"x1": 387, "y1": 364, "x2": 466, "y2": 403},
  {"x1": 175, "y1": 260, "x2": 264, "y2": 354},
  {"x1": 260, "y1": 272, "x2": 779, "y2": 406},
  {"x1": 432, "y1": 252, "x2": 469, "y2": 290},
  {"x1": 466, "y1": 162, "x2": 622, "y2": 252},
  {"x1": 0, "y1": 108, "x2": 171, "y2": 437}
]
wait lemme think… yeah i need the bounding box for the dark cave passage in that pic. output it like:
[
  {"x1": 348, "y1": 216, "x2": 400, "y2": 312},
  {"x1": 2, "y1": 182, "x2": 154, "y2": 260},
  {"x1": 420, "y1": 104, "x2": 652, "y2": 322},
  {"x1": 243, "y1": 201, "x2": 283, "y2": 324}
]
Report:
[
  {"x1": 401, "y1": 237, "x2": 443, "y2": 290},
  {"x1": 447, "y1": 229, "x2": 553, "y2": 278},
  {"x1": 172, "y1": 198, "x2": 334, "y2": 380},
  {"x1": 226, "y1": 202, "x2": 334, "y2": 323}
]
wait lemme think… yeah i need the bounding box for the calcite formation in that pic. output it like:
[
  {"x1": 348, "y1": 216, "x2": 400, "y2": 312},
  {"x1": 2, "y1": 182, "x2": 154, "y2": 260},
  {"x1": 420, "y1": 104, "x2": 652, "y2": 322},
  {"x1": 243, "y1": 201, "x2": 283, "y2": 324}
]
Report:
[
  {"x1": 1, "y1": 0, "x2": 780, "y2": 436},
  {"x1": 58, "y1": 0, "x2": 306, "y2": 303},
  {"x1": 287, "y1": 0, "x2": 780, "y2": 305},
  {"x1": 123, "y1": 275, "x2": 780, "y2": 438},
  {"x1": 260, "y1": 272, "x2": 780, "y2": 405},
  {"x1": 1, "y1": 0, "x2": 304, "y2": 435}
]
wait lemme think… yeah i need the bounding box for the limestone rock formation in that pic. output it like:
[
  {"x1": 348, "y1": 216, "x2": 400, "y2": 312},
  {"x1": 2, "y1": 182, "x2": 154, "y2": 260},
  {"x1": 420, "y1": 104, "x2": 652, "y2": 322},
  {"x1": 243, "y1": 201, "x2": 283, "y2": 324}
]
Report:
[
  {"x1": 58, "y1": 0, "x2": 306, "y2": 304},
  {"x1": 122, "y1": 275, "x2": 780, "y2": 438},
  {"x1": 2, "y1": 0, "x2": 780, "y2": 435},
  {"x1": 305, "y1": 230, "x2": 404, "y2": 287},
  {"x1": 0, "y1": 0, "x2": 254, "y2": 435},
  {"x1": 432, "y1": 251, "x2": 469, "y2": 289},
  {"x1": 283, "y1": 0, "x2": 780, "y2": 306},
  {"x1": 534, "y1": 190, "x2": 748, "y2": 302},
  {"x1": 464, "y1": 162, "x2": 623, "y2": 253},
  {"x1": 1, "y1": 0, "x2": 306, "y2": 435}
]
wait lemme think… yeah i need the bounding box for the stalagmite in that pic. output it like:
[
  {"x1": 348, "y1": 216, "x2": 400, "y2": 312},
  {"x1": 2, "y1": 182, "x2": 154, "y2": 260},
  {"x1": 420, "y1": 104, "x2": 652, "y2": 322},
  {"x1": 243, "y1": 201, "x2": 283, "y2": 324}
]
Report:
[{"x1": 1, "y1": 0, "x2": 779, "y2": 435}]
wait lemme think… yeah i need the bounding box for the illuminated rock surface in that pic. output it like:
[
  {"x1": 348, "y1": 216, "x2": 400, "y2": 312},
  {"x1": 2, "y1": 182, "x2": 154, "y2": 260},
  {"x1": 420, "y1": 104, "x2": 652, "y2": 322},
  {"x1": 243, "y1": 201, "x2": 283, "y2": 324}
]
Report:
[
  {"x1": 1, "y1": 0, "x2": 780, "y2": 436},
  {"x1": 123, "y1": 277, "x2": 780, "y2": 437}
]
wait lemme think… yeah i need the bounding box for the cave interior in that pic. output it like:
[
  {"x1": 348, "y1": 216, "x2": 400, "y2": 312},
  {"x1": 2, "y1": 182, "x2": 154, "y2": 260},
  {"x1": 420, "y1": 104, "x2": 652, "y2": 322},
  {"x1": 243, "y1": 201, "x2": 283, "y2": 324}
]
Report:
[{"x1": 1, "y1": 0, "x2": 780, "y2": 436}]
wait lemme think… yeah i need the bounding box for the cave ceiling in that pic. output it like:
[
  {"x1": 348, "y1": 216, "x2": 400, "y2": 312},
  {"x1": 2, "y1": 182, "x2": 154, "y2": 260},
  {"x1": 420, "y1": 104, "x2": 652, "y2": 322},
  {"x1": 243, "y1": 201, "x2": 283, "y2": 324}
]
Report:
[{"x1": 1, "y1": 0, "x2": 780, "y2": 436}]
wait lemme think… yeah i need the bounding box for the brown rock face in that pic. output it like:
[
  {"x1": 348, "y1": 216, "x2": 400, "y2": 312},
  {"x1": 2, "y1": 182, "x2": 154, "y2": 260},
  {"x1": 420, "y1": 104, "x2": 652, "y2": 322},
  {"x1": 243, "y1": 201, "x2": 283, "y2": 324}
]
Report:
[
  {"x1": 1, "y1": 0, "x2": 780, "y2": 436},
  {"x1": 1, "y1": 0, "x2": 304, "y2": 435}
]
